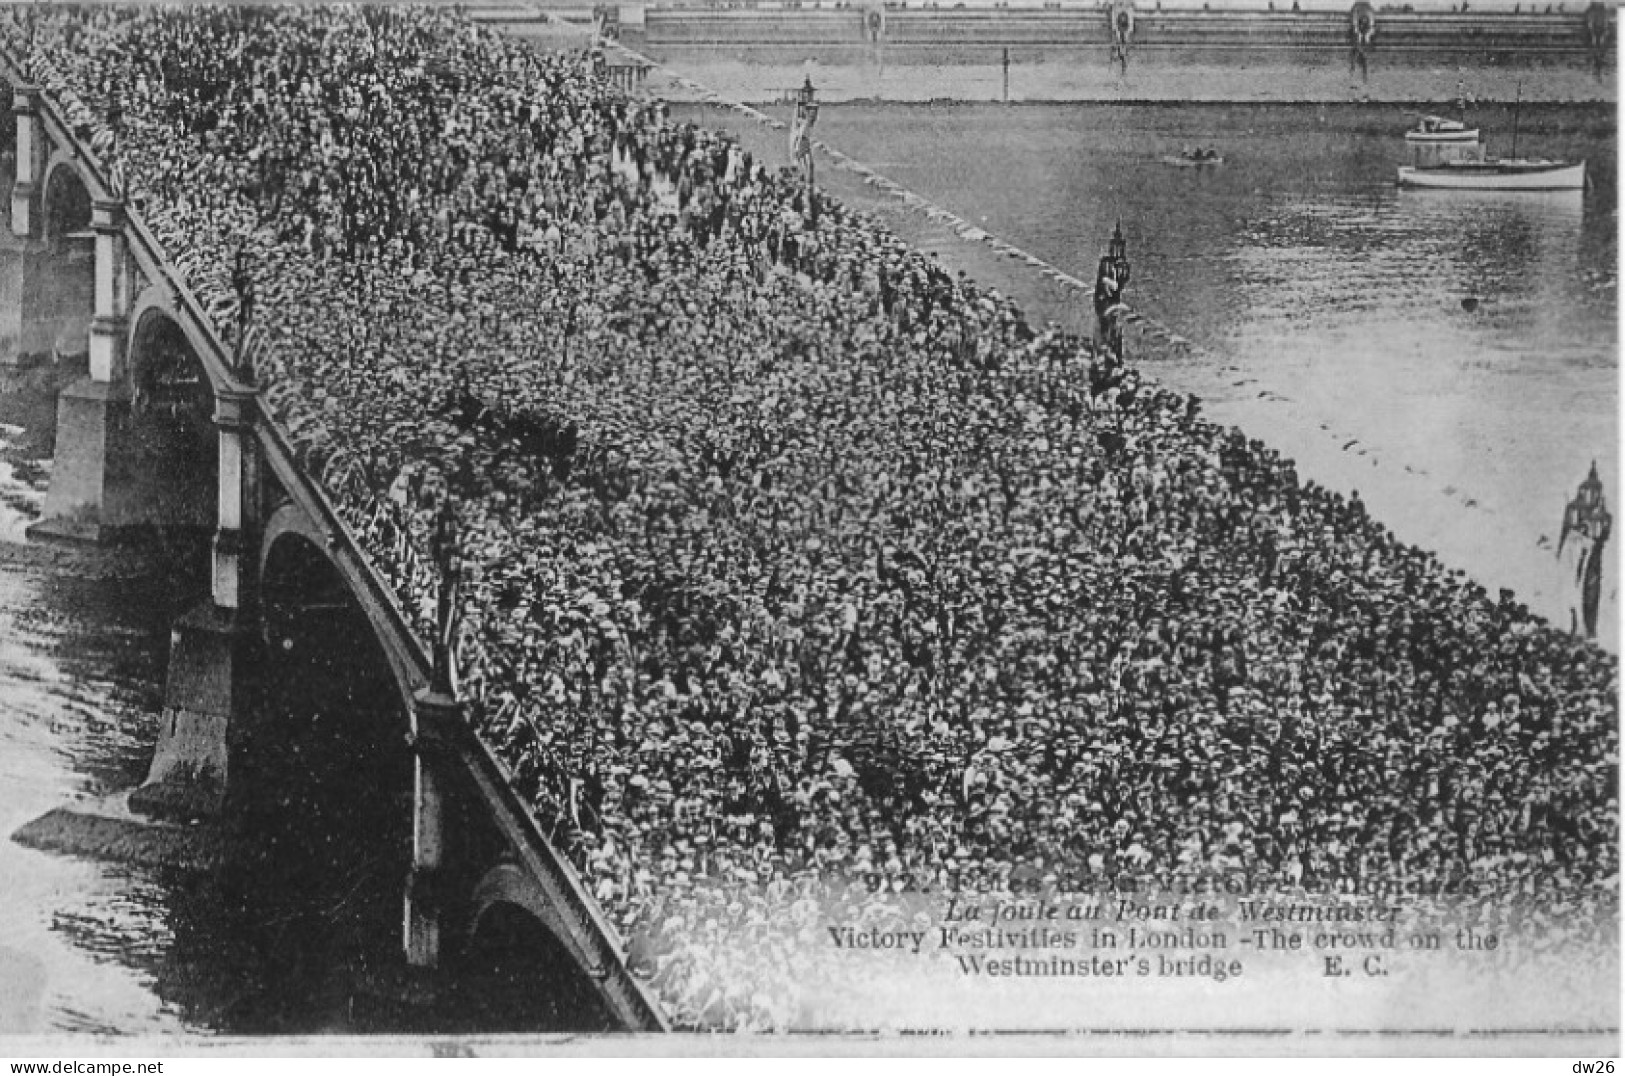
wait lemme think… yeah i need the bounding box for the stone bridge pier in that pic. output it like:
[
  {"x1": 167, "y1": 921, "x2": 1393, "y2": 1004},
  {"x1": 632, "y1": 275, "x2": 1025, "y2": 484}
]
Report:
[{"x1": 4, "y1": 71, "x2": 665, "y2": 1029}]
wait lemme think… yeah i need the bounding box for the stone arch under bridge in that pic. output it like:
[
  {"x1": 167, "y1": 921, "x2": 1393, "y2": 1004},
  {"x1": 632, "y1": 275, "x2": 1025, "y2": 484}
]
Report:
[
  {"x1": 256, "y1": 500, "x2": 424, "y2": 711},
  {"x1": 458, "y1": 865, "x2": 620, "y2": 1031},
  {"x1": 244, "y1": 512, "x2": 421, "y2": 985},
  {"x1": 40, "y1": 148, "x2": 91, "y2": 247},
  {"x1": 126, "y1": 295, "x2": 217, "y2": 526}
]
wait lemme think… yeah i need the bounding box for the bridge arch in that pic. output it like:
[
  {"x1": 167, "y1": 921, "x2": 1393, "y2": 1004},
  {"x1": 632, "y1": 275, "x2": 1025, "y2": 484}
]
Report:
[
  {"x1": 459, "y1": 864, "x2": 617, "y2": 1031},
  {"x1": 22, "y1": 149, "x2": 95, "y2": 364},
  {"x1": 123, "y1": 293, "x2": 216, "y2": 528},
  {"x1": 130, "y1": 298, "x2": 211, "y2": 406},
  {"x1": 254, "y1": 505, "x2": 416, "y2": 757},
  {"x1": 239, "y1": 506, "x2": 419, "y2": 978},
  {"x1": 127, "y1": 284, "x2": 223, "y2": 392},
  {"x1": 258, "y1": 500, "x2": 424, "y2": 714},
  {"x1": 39, "y1": 149, "x2": 92, "y2": 248},
  {"x1": 468, "y1": 863, "x2": 577, "y2": 955}
]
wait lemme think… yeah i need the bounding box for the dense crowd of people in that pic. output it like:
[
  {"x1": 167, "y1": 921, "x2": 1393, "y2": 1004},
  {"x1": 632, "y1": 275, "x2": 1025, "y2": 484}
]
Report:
[{"x1": 5, "y1": 5, "x2": 1615, "y2": 1028}]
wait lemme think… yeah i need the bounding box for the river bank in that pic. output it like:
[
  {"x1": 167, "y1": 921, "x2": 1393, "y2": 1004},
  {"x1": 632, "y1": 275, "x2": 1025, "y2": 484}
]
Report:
[{"x1": 620, "y1": 43, "x2": 1615, "y2": 103}]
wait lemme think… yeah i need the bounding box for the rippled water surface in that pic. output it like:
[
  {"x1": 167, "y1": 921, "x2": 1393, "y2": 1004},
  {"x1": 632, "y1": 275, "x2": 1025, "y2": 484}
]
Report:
[{"x1": 0, "y1": 413, "x2": 186, "y2": 1035}]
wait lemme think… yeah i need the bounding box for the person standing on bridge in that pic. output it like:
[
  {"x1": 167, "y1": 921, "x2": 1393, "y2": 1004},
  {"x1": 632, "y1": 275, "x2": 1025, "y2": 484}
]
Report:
[{"x1": 790, "y1": 76, "x2": 819, "y2": 223}]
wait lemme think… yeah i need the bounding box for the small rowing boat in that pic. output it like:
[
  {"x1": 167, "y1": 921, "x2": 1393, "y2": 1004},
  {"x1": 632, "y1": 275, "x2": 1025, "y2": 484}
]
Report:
[{"x1": 1161, "y1": 150, "x2": 1224, "y2": 168}]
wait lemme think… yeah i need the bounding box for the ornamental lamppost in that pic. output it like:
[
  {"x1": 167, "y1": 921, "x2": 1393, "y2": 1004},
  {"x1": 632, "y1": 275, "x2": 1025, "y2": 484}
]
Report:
[
  {"x1": 1108, "y1": 221, "x2": 1128, "y2": 271},
  {"x1": 1094, "y1": 222, "x2": 1132, "y2": 361},
  {"x1": 791, "y1": 75, "x2": 819, "y2": 219},
  {"x1": 429, "y1": 495, "x2": 463, "y2": 698}
]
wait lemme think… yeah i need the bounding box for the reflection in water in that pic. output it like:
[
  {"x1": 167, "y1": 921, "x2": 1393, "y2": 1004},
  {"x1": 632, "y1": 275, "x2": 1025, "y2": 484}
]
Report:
[{"x1": 0, "y1": 503, "x2": 193, "y2": 1034}]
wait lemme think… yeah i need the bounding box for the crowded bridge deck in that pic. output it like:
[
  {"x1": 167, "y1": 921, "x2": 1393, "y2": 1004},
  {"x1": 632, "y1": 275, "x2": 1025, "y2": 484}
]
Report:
[{"x1": 0, "y1": 4, "x2": 1613, "y2": 1031}]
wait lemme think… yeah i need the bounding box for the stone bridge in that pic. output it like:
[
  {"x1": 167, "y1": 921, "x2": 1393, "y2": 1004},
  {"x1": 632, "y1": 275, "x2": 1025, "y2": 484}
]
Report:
[{"x1": 1, "y1": 58, "x2": 666, "y2": 1032}]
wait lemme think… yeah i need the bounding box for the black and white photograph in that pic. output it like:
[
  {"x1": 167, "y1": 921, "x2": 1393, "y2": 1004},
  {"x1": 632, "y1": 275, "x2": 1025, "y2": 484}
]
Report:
[{"x1": 0, "y1": 0, "x2": 1615, "y2": 1057}]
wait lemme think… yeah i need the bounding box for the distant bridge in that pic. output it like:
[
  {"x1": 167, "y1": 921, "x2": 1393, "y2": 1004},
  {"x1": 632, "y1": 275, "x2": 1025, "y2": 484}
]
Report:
[{"x1": 0, "y1": 52, "x2": 666, "y2": 1032}]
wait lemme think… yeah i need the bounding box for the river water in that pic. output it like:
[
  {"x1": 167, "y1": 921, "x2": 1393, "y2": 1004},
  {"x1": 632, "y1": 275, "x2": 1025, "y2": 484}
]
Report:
[
  {"x1": 0, "y1": 392, "x2": 398, "y2": 1037},
  {"x1": 0, "y1": 100, "x2": 1615, "y2": 1039},
  {"x1": 0, "y1": 404, "x2": 187, "y2": 1036}
]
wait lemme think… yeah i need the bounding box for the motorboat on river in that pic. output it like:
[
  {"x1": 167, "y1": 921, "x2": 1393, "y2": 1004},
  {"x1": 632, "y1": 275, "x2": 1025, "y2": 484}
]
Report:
[
  {"x1": 1404, "y1": 115, "x2": 1480, "y2": 145},
  {"x1": 1399, "y1": 86, "x2": 1584, "y2": 191},
  {"x1": 1397, "y1": 158, "x2": 1586, "y2": 191}
]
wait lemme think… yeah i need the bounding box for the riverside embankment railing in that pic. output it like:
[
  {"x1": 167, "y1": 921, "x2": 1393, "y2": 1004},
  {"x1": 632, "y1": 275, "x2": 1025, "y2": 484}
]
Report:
[
  {"x1": 0, "y1": 46, "x2": 670, "y2": 1034},
  {"x1": 639, "y1": 5, "x2": 1608, "y2": 52}
]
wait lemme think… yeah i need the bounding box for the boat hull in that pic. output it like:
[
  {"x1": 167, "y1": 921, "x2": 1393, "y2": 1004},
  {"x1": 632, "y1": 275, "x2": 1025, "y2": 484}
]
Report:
[
  {"x1": 1404, "y1": 129, "x2": 1481, "y2": 145},
  {"x1": 1160, "y1": 155, "x2": 1224, "y2": 168},
  {"x1": 1397, "y1": 161, "x2": 1586, "y2": 191}
]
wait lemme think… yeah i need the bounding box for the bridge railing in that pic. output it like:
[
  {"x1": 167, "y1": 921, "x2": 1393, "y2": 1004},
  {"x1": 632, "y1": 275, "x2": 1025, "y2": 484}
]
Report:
[
  {"x1": 642, "y1": 4, "x2": 1609, "y2": 51},
  {"x1": 0, "y1": 42, "x2": 670, "y2": 1033}
]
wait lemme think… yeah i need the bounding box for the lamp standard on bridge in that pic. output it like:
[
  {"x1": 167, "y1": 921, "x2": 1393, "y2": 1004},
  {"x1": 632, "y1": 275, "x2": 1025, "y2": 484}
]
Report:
[
  {"x1": 1093, "y1": 221, "x2": 1132, "y2": 362},
  {"x1": 16, "y1": 4, "x2": 37, "y2": 81},
  {"x1": 230, "y1": 245, "x2": 256, "y2": 377},
  {"x1": 404, "y1": 494, "x2": 464, "y2": 968},
  {"x1": 429, "y1": 496, "x2": 463, "y2": 700},
  {"x1": 790, "y1": 75, "x2": 818, "y2": 223},
  {"x1": 209, "y1": 242, "x2": 260, "y2": 617}
]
